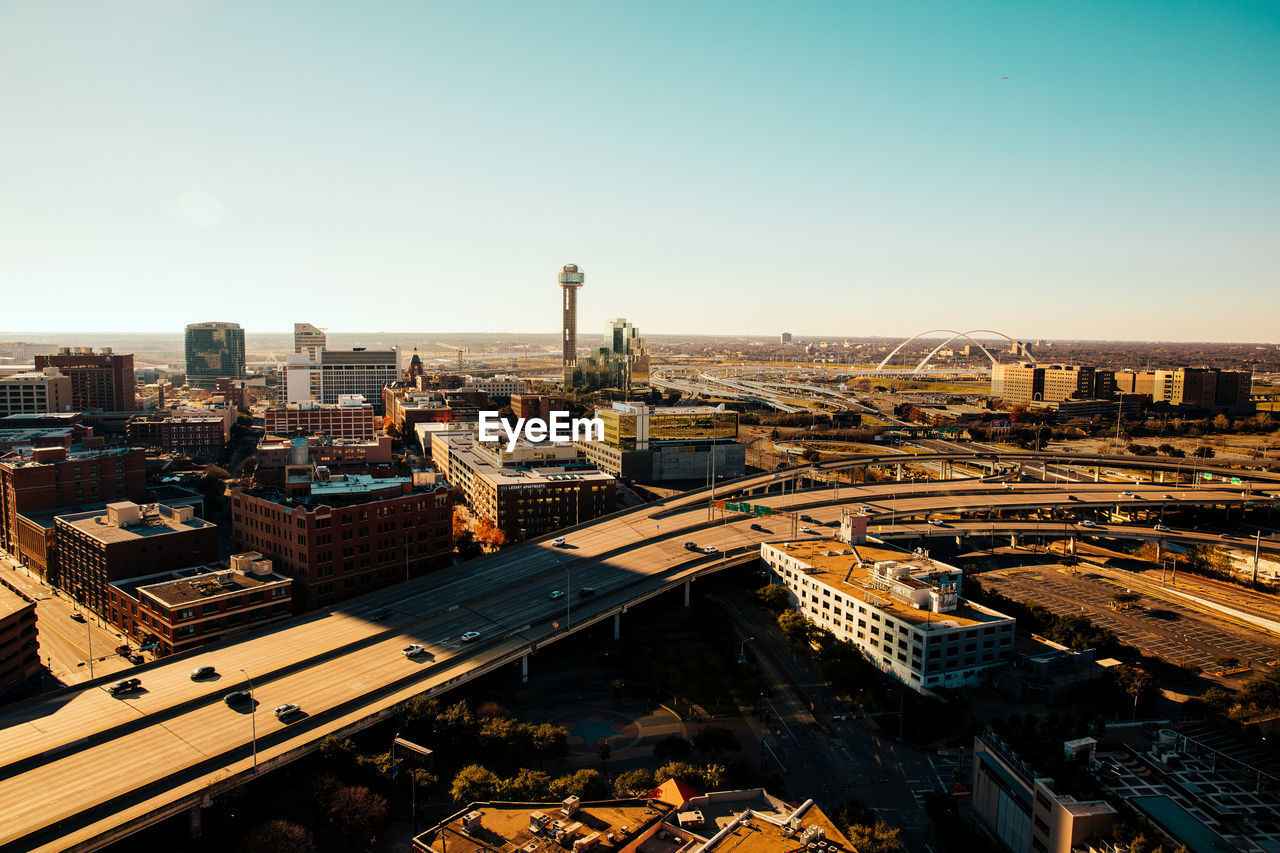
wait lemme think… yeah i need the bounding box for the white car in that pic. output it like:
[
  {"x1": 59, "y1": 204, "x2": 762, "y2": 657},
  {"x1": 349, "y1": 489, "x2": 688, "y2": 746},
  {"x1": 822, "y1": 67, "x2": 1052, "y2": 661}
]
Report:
[
  {"x1": 800, "y1": 526, "x2": 814, "y2": 534},
  {"x1": 549, "y1": 590, "x2": 565, "y2": 600},
  {"x1": 274, "y1": 703, "x2": 301, "y2": 719},
  {"x1": 1080, "y1": 519, "x2": 1097, "y2": 528},
  {"x1": 552, "y1": 537, "x2": 566, "y2": 547},
  {"x1": 1154, "y1": 524, "x2": 1171, "y2": 532},
  {"x1": 402, "y1": 644, "x2": 426, "y2": 657},
  {"x1": 461, "y1": 631, "x2": 481, "y2": 643},
  {"x1": 702, "y1": 545, "x2": 718, "y2": 554},
  {"x1": 928, "y1": 518, "x2": 945, "y2": 526}
]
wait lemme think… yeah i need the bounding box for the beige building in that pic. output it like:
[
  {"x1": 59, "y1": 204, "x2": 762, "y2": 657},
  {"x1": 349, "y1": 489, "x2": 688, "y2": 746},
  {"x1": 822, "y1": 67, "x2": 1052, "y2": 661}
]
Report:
[
  {"x1": 576, "y1": 403, "x2": 743, "y2": 482},
  {"x1": 430, "y1": 430, "x2": 615, "y2": 540},
  {"x1": 761, "y1": 536, "x2": 1015, "y2": 692},
  {"x1": 972, "y1": 731, "x2": 1116, "y2": 853},
  {"x1": 0, "y1": 368, "x2": 73, "y2": 417},
  {"x1": 990, "y1": 362, "x2": 1043, "y2": 404}
]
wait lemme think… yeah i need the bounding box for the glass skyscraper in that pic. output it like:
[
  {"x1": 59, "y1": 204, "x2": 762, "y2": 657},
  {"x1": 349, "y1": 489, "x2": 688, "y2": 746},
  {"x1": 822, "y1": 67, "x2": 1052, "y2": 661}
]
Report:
[{"x1": 184, "y1": 321, "x2": 246, "y2": 388}]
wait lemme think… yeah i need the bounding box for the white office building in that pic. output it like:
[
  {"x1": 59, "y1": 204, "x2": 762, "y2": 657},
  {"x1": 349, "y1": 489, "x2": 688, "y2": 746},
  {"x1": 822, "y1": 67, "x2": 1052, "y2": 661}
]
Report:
[{"x1": 760, "y1": 535, "x2": 1015, "y2": 693}]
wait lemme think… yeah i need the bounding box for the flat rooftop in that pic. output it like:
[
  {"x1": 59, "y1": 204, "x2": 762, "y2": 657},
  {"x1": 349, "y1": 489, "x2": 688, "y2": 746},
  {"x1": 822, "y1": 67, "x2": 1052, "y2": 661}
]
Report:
[
  {"x1": 651, "y1": 792, "x2": 854, "y2": 853},
  {"x1": 767, "y1": 538, "x2": 1010, "y2": 628},
  {"x1": 57, "y1": 507, "x2": 213, "y2": 544},
  {"x1": 132, "y1": 565, "x2": 289, "y2": 608},
  {"x1": 415, "y1": 800, "x2": 671, "y2": 853}
]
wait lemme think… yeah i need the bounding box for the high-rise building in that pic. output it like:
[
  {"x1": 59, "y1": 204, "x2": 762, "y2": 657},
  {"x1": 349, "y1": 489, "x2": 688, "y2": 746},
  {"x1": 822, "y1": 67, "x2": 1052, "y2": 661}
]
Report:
[
  {"x1": 575, "y1": 402, "x2": 744, "y2": 481},
  {"x1": 184, "y1": 322, "x2": 245, "y2": 389},
  {"x1": 559, "y1": 264, "x2": 584, "y2": 389},
  {"x1": 989, "y1": 362, "x2": 1043, "y2": 404},
  {"x1": 34, "y1": 348, "x2": 135, "y2": 411},
  {"x1": 293, "y1": 322, "x2": 326, "y2": 356},
  {"x1": 780, "y1": 332, "x2": 792, "y2": 343},
  {"x1": 278, "y1": 348, "x2": 399, "y2": 410}
]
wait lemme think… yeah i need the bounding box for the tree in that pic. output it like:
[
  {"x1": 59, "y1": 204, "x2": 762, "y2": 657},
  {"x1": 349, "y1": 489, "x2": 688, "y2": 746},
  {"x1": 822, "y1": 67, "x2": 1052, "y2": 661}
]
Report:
[
  {"x1": 502, "y1": 768, "x2": 553, "y2": 800},
  {"x1": 1214, "y1": 656, "x2": 1241, "y2": 671},
  {"x1": 755, "y1": 584, "x2": 791, "y2": 612},
  {"x1": 655, "y1": 761, "x2": 705, "y2": 788},
  {"x1": 614, "y1": 768, "x2": 656, "y2": 797},
  {"x1": 451, "y1": 764, "x2": 501, "y2": 803},
  {"x1": 550, "y1": 769, "x2": 609, "y2": 799},
  {"x1": 475, "y1": 517, "x2": 507, "y2": 551},
  {"x1": 778, "y1": 610, "x2": 812, "y2": 646},
  {"x1": 239, "y1": 819, "x2": 316, "y2": 853},
  {"x1": 326, "y1": 785, "x2": 388, "y2": 841},
  {"x1": 845, "y1": 822, "x2": 904, "y2": 853},
  {"x1": 800, "y1": 447, "x2": 820, "y2": 463},
  {"x1": 1193, "y1": 445, "x2": 1215, "y2": 458}
]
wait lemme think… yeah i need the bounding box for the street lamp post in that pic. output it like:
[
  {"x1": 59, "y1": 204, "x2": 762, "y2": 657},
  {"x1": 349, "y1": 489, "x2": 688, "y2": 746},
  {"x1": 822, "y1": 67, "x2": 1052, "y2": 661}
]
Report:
[
  {"x1": 240, "y1": 668, "x2": 258, "y2": 772},
  {"x1": 738, "y1": 637, "x2": 754, "y2": 665}
]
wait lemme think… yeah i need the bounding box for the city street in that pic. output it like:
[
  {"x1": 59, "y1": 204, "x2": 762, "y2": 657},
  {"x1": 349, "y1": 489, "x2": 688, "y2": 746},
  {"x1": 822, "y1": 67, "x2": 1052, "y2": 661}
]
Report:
[{"x1": 0, "y1": 553, "x2": 134, "y2": 687}]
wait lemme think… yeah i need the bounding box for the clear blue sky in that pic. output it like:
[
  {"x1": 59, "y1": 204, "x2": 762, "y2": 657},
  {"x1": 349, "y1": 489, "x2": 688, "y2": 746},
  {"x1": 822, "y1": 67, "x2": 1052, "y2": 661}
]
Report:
[{"x1": 2, "y1": 0, "x2": 1276, "y2": 341}]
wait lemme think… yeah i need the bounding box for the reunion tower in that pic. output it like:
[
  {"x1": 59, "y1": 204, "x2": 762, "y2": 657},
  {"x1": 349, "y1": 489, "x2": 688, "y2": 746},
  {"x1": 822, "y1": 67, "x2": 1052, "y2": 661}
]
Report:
[{"x1": 559, "y1": 264, "x2": 584, "y2": 388}]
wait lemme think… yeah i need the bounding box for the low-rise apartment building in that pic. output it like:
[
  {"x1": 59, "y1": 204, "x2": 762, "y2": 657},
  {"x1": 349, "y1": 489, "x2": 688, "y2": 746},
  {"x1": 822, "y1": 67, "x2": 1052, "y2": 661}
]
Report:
[
  {"x1": 230, "y1": 470, "x2": 452, "y2": 611},
  {"x1": 263, "y1": 396, "x2": 377, "y2": 440},
  {"x1": 760, "y1": 535, "x2": 1015, "y2": 692},
  {"x1": 55, "y1": 501, "x2": 219, "y2": 614},
  {"x1": 107, "y1": 552, "x2": 292, "y2": 656},
  {"x1": 254, "y1": 434, "x2": 394, "y2": 485}
]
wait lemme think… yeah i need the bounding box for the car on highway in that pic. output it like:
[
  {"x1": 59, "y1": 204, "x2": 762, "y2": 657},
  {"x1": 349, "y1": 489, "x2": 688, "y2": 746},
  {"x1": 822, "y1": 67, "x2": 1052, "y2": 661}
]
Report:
[
  {"x1": 750, "y1": 523, "x2": 764, "y2": 531},
  {"x1": 273, "y1": 704, "x2": 301, "y2": 720},
  {"x1": 460, "y1": 631, "x2": 481, "y2": 643},
  {"x1": 800, "y1": 526, "x2": 814, "y2": 534},
  {"x1": 224, "y1": 690, "x2": 253, "y2": 707},
  {"x1": 108, "y1": 678, "x2": 141, "y2": 696},
  {"x1": 1119, "y1": 491, "x2": 1136, "y2": 498},
  {"x1": 1162, "y1": 494, "x2": 1174, "y2": 500},
  {"x1": 1220, "y1": 533, "x2": 1234, "y2": 539},
  {"x1": 1079, "y1": 519, "x2": 1097, "y2": 528},
  {"x1": 928, "y1": 518, "x2": 945, "y2": 526},
  {"x1": 859, "y1": 505, "x2": 873, "y2": 512},
  {"x1": 70, "y1": 611, "x2": 86, "y2": 622},
  {"x1": 189, "y1": 665, "x2": 217, "y2": 680},
  {"x1": 702, "y1": 545, "x2": 718, "y2": 554},
  {"x1": 549, "y1": 590, "x2": 565, "y2": 600},
  {"x1": 1002, "y1": 483, "x2": 1013, "y2": 490},
  {"x1": 800, "y1": 514, "x2": 815, "y2": 523},
  {"x1": 577, "y1": 587, "x2": 596, "y2": 598},
  {"x1": 552, "y1": 537, "x2": 567, "y2": 547},
  {"x1": 684, "y1": 541, "x2": 699, "y2": 551},
  {"x1": 1154, "y1": 524, "x2": 1171, "y2": 532},
  {"x1": 402, "y1": 644, "x2": 426, "y2": 657}
]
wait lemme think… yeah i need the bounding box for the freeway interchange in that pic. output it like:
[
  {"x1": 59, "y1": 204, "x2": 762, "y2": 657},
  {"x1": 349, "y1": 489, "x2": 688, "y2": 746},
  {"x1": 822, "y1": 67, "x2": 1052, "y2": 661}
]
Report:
[{"x1": 0, "y1": 452, "x2": 1277, "y2": 852}]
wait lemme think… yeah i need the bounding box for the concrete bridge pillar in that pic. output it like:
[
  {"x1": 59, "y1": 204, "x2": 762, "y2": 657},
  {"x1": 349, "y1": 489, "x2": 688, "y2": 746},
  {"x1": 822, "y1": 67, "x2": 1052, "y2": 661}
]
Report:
[
  {"x1": 614, "y1": 612, "x2": 621, "y2": 640},
  {"x1": 955, "y1": 535, "x2": 963, "y2": 548},
  {"x1": 1010, "y1": 535, "x2": 1018, "y2": 548},
  {"x1": 521, "y1": 653, "x2": 529, "y2": 683},
  {"x1": 1094, "y1": 467, "x2": 1101, "y2": 483},
  {"x1": 896, "y1": 464, "x2": 903, "y2": 481},
  {"x1": 189, "y1": 804, "x2": 204, "y2": 839},
  {"x1": 1155, "y1": 540, "x2": 1163, "y2": 562},
  {"x1": 684, "y1": 579, "x2": 691, "y2": 607},
  {"x1": 1068, "y1": 537, "x2": 1076, "y2": 556}
]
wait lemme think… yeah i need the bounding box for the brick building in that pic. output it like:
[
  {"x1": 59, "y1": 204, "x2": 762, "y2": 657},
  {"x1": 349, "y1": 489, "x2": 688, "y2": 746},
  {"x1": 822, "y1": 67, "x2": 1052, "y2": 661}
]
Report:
[
  {"x1": 34, "y1": 348, "x2": 136, "y2": 411},
  {"x1": 263, "y1": 396, "x2": 377, "y2": 440},
  {"x1": 107, "y1": 552, "x2": 292, "y2": 656},
  {"x1": 125, "y1": 414, "x2": 228, "y2": 456},
  {"x1": 0, "y1": 443, "x2": 148, "y2": 562},
  {"x1": 231, "y1": 471, "x2": 453, "y2": 611},
  {"x1": 0, "y1": 577, "x2": 39, "y2": 699},
  {"x1": 254, "y1": 435, "x2": 394, "y2": 486},
  {"x1": 56, "y1": 502, "x2": 219, "y2": 614}
]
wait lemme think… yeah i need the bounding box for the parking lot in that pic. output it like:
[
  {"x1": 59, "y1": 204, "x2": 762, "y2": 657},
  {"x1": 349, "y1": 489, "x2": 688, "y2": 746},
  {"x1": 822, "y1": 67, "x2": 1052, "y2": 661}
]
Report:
[{"x1": 978, "y1": 564, "x2": 1279, "y2": 672}]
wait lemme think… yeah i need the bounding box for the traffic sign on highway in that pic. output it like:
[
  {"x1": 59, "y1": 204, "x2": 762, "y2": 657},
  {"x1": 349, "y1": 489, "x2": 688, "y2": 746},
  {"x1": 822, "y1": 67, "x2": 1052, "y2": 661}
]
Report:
[{"x1": 722, "y1": 501, "x2": 773, "y2": 516}]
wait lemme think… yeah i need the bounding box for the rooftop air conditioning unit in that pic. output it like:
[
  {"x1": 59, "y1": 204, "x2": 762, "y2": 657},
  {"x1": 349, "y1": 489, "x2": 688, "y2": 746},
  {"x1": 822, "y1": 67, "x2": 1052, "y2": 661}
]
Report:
[{"x1": 462, "y1": 811, "x2": 483, "y2": 832}]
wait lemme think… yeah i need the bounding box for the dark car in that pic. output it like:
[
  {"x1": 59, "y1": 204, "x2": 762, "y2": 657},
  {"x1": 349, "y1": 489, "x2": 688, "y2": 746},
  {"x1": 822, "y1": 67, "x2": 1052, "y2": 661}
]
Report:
[
  {"x1": 190, "y1": 665, "x2": 216, "y2": 680},
  {"x1": 108, "y1": 678, "x2": 141, "y2": 696},
  {"x1": 750, "y1": 523, "x2": 764, "y2": 531},
  {"x1": 224, "y1": 690, "x2": 253, "y2": 707},
  {"x1": 70, "y1": 612, "x2": 86, "y2": 623},
  {"x1": 800, "y1": 514, "x2": 815, "y2": 523},
  {"x1": 683, "y1": 541, "x2": 699, "y2": 551},
  {"x1": 578, "y1": 587, "x2": 596, "y2": 598}
]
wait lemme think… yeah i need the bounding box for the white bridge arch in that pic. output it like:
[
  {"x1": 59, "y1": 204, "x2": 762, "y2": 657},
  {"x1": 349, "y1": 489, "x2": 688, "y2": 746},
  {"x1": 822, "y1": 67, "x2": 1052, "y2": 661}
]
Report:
[{"x1": 875, "y1": 329, "x2": 1034, "y2": 372}]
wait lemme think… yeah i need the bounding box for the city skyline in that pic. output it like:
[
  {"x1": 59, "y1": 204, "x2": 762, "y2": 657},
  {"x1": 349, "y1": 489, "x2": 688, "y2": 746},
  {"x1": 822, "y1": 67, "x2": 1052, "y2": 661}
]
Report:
[{"x1": 2, "y1": 1, "x2": 1277, "y2": 341}]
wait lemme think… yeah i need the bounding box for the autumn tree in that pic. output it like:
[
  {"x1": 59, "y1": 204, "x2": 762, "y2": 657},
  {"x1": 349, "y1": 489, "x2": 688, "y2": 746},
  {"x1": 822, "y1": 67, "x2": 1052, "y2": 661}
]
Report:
[{"x1": 239, "y1": 819, "x2": 316, "y2": 853}]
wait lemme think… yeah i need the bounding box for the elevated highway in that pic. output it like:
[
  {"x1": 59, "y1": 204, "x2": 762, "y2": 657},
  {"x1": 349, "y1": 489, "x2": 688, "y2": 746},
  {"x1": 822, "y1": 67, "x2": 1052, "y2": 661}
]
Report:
[{"x1": 1, "y1": 457, "x2": 1277, "y2": 851}]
